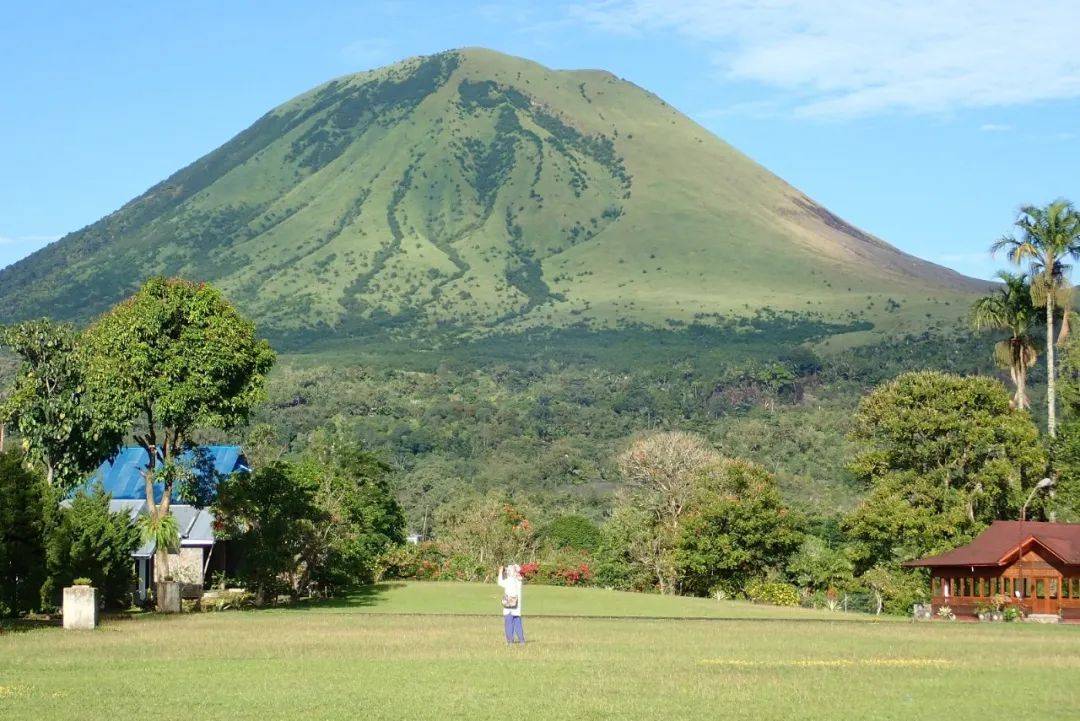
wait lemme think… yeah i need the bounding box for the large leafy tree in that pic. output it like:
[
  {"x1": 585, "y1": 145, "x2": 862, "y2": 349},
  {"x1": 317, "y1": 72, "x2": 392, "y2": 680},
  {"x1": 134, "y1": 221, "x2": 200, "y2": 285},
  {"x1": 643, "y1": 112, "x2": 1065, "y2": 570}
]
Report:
[
  {"x1": 676, "y1": 459, "x2": 802, "y2": 597},
  {"x1": 992, "y1": 199, "x2": 1080, "y2": 436},
  {"x1": 435, "y1": 493, "x2": 537, "y2": 581},
  {"x1": 971, "y1": 272, "x2": 1040, "y2": 410},
  {"x1": 0, "y1": 320, "x2": 122, "y2": 489},
  {"x1": 81, "y1": 277, "x2": 275, "y2": 578},
  {"x1": 299, "y1": 431, "x2": 405, "y2": 592},
  {"x1": 215, "y1": 438, "x2": 404, "y2": 601},
  {"x1": 614, "y1": 431, "x2": 724, "y2": 594},
  {"x1": 845, "y1": 371, "x2": 1045, "y2": 569},
  {"x1": 214, "y1": 462, "x2": 321, "y2": 604}
]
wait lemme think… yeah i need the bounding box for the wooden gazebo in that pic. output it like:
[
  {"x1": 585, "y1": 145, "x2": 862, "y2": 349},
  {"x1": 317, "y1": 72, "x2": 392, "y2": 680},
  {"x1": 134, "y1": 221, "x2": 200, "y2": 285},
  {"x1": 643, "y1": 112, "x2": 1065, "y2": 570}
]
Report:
[{"x1": 905, "y1": 521, "x2": 1080, "y2": 620}]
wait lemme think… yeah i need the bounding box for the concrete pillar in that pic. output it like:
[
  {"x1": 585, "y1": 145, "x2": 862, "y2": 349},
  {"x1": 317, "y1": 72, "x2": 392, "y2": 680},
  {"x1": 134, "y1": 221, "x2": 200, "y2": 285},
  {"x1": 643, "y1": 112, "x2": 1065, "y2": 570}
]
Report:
[
  {"x1": 156, "y1": 581, "x2": 181, "y2": 613},
  {"x1": 63, "y1": 586, "x2": 98, "y2": 630}
]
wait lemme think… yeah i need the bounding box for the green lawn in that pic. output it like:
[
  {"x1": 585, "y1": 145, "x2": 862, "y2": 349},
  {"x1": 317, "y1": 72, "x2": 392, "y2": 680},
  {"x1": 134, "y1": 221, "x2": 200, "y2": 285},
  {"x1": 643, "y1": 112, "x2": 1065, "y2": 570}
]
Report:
[
  {"x1": 4, "y1": 582, "x2": 1080, "y2": 720},
  {"x1": 290, "y1": 581, "x2": 882, "y2": 620}
]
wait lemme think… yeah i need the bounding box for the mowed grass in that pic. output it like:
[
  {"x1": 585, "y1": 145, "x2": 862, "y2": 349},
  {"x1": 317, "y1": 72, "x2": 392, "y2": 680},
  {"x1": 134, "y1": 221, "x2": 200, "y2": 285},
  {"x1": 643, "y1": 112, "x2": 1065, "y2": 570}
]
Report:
[
  {"x1": 4, "y1": 582, "x2": 1080, "y2": 720},
  {"x1": 291, "y1": 581, "x2": 883, "y2": 619}
]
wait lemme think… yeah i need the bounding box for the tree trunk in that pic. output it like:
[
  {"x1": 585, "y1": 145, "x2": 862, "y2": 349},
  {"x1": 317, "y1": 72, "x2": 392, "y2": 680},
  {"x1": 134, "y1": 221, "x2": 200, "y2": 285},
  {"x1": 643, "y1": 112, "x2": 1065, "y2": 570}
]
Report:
[
  {"x1": 1016, "y1": 363, "x2": 1029, "y2": 410},
  {"x1": 154, "y1": 541, "x2": 171, "y2": 583},
  {"x1": 1048, "y1": 294, "x2": 1057, "y2": 437}
]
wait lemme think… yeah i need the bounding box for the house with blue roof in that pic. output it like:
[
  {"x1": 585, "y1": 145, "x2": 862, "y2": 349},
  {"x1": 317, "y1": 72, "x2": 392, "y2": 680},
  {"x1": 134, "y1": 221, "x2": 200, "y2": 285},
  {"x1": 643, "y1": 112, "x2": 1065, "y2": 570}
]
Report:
[{"x1": 75, "y1": 445, "x2": 249, "y2": 602}]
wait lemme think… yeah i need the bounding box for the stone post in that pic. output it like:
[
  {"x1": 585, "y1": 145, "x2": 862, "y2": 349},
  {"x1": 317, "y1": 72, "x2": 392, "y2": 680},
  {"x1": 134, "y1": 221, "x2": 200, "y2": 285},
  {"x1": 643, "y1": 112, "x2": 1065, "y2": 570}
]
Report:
[
  {"x1": 156, "y1": 581, "x2": 182, "y2": 613},
  {"x1": 63, "y1": 585, "x2": 98, "y2": 630}
]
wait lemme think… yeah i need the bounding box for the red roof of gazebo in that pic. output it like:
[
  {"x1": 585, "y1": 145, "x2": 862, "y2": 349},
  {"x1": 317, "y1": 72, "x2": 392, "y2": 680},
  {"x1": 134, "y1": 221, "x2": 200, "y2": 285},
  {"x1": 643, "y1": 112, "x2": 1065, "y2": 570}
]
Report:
[{"x1": 904, "y1": 521, "x2": 1080, "y2": 568}]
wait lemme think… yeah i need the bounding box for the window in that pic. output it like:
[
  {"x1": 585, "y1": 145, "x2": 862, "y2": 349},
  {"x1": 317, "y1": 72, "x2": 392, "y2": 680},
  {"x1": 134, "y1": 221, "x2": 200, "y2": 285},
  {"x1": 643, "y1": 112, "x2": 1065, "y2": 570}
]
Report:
[{"x1": 1036, "y1": 580, "x2": 1045, "y2": 599}]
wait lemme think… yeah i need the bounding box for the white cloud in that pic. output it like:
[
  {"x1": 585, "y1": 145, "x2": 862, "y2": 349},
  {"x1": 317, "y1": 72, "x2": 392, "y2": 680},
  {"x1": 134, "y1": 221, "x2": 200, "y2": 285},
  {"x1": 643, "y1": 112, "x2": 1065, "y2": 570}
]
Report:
[
  {"x1": 979, "y1": 124, "x2": 1012, "y2": 132},
  {"x1": 568, "y1": 1, "x2": 1080, "y2": 118}
]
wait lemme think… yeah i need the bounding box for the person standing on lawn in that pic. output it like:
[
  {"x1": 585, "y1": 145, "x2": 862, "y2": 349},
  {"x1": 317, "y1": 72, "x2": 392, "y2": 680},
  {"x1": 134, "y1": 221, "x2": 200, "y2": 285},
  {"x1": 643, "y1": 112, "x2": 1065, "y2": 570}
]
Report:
[{"x1": 498, "y1": 564, "x2": 525, "y2": 644}]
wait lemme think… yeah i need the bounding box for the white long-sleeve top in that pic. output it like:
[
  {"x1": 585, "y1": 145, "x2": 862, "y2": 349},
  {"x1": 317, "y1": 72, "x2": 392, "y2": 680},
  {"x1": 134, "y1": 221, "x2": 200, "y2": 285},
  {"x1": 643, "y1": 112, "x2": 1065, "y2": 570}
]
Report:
[{"x1": 498, "y1": 574, "x2": 523, "y2": 617}]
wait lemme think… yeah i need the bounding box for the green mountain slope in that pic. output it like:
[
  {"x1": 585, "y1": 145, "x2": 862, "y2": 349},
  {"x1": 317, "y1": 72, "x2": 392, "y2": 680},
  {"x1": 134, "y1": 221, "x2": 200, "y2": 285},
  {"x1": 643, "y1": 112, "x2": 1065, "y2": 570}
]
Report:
[{"x1": 0, "y1": 48, "x2": 983, "y2": 343}]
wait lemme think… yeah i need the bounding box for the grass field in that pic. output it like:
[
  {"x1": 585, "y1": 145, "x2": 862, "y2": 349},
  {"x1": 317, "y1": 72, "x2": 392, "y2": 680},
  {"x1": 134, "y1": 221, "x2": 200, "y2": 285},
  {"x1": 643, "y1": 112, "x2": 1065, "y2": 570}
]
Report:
[{"x1": 4, "y1": 581, "x2": 1080, "y2": 720}]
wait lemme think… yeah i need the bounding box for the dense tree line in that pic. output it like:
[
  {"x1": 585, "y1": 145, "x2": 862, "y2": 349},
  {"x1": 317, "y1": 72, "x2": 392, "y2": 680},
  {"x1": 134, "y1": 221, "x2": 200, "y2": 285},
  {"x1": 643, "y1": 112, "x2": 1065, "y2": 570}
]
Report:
[{"x1": 2, "y1": 198, "x2": 1078, "y2": 618}]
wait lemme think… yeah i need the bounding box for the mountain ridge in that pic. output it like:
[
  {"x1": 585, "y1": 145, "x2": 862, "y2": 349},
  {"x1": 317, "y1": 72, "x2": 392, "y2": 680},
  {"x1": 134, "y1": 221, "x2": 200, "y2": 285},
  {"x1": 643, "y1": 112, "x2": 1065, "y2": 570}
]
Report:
[{"x1": 0, "y1": 47, "x2": 983, "y2": 344}]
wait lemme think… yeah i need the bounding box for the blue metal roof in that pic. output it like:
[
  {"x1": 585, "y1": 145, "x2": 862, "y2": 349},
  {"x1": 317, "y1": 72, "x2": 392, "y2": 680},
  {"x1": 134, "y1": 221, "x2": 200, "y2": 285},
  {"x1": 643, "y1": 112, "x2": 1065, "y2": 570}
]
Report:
[{"x1": 79, "y1": 445, "x2": 248, "y2": 503}]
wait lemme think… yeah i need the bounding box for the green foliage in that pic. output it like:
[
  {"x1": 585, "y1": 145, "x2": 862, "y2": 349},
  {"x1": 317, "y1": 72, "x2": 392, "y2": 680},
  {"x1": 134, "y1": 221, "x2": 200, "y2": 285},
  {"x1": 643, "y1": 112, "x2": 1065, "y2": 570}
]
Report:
[
  {"x1": 676, "y1": 459, "x2": 803, "y2": 597},
  {"x1": 970, "y1": 271, "x2": 1039, "y2": 410},
  {"x1": 1056, "y1": 327, "x2": 1080, "y2": 419},
  {"x1": 82, "y1": 277, "x2": 275, "y2": 465},
  {"x1": 845, "y1": 371, "x2": 1045, "y2": 570},
  {"x1": 380, "y1": 541, "x2": 447, "y2": 581},
  {"x1": 858, "y1": 565, "x2": 926, "y2": 616},
  {"x1": 518, "y1": 549, "x2": 594, "y2": 586},
  {"x1": 0, "y1": 320, "x2": 121, "y2": 489},
  {"x1": 214, "y1": 462, "x2": 320, "y2": 604},
  {"x1": 591, "y1": 504, "x2": 657, "y2": 591},
  {"x1": 743, "y1": 579, "x2": 800, "y2": 607},
  {"x1": 543, "y1": 514, "x2": 602, "y2": 552},
  {"x1": 785, "y1": 536, "x2": 855, "y2": 593},
  {"x1": 203, "y1": 589, "x2": 255, "y2": 612},
  {"x1": 137, "y1": 513, "x2": 180, "y2": 556},
  {"x1": 215, "y1": 438, "x2": 404, "y2": 600},
  {"x1": 434, "y1": 493, "x2": 538, "y2": 580},
  {"x1": 298, "y1": 431, "x2": 405, "y2": 590},
  {"x1": 81, "y1": 275, "x2": 275, "y2": 577},
  {"x1": 1002, "y1": 604, "x2": 1023, "y2": 622},
  {"x1": 1047, "y1": 421, "x2": 1080, "y2": 521},
  {"x1": 0, "y1": 451, "x2": 47, "y2": 616},
  {"x1": 992, "y1": 199, "x2": 1080, "y2": 434},
  {"x1": 44, "y1": 489, "x2": 140, "y2": 609}
]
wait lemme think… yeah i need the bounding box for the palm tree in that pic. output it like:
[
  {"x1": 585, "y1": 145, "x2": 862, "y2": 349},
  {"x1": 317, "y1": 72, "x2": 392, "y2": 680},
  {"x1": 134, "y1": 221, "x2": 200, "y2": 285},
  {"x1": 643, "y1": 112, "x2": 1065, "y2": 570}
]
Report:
[
  {"x1": 992, "y1": 200, "x2": 1080, "y2": 436},
  {"x1": 971, "y1": 272, "x2": 1039, "y2": 410}
]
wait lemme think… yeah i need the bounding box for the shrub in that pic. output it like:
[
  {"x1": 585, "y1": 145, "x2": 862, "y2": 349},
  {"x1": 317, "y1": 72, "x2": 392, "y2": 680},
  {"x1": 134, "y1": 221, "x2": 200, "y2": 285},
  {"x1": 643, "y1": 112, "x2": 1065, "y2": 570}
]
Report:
[
  {"x1": 744, "y1": 579, "x2": 800, "y2": 607},
  {"x1": 544, "y1": 515, "x2": 602, "y2": 552},
  {"x1": 0, "y1": 452, "x2": 48, "y2": 616},
  {"x1": 379, "y1": 541, "x2": 446, "y2": 581},
  {"x1": 43, "y1": 488, "x2": 140, "y2": 610},
  {"x1": 441, "y1": 553, "x2": 487, "y2": 581},
  {"x1": 72, "y1": 578, "x2": 92, "y2": 586},
  {"x1": 204, "y1": 589, "x2": 255, "y2": 612},
  {"x1": 518, "y1": 551, "x2": 594, "y2": 587}
]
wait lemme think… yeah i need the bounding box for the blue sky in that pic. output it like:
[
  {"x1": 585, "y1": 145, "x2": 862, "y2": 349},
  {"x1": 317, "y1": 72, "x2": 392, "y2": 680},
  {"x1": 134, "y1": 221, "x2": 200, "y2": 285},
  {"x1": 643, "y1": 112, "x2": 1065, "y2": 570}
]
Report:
[{"x1": 2, "y1": 1, "x2": 1078, "y2": 279}]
